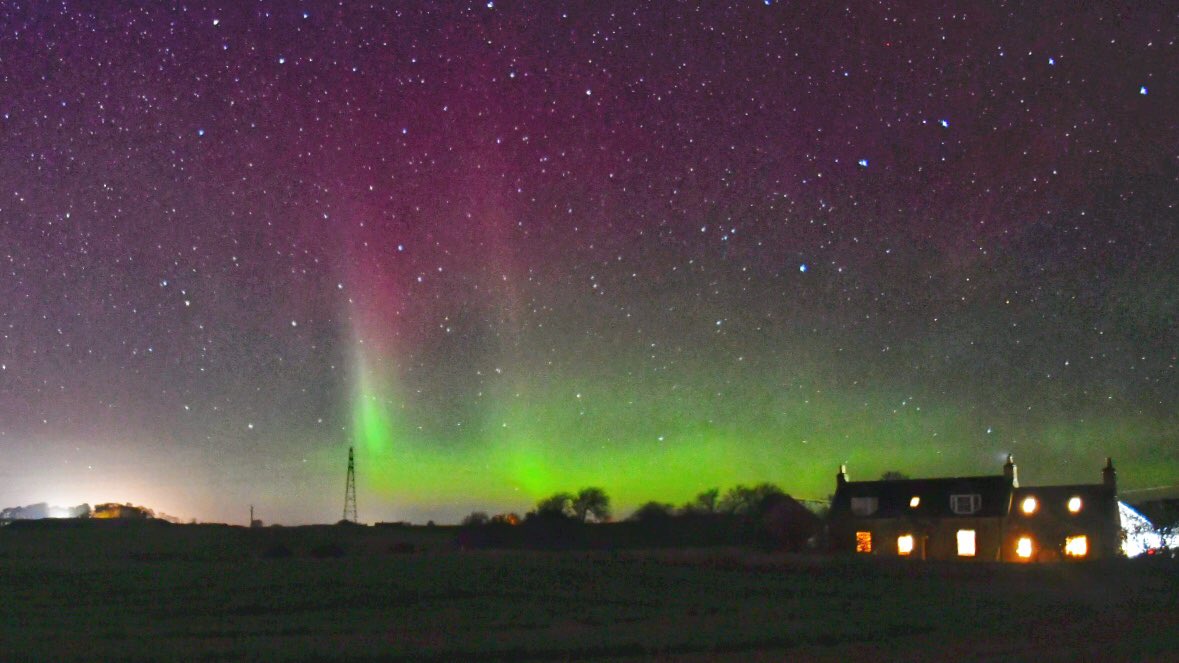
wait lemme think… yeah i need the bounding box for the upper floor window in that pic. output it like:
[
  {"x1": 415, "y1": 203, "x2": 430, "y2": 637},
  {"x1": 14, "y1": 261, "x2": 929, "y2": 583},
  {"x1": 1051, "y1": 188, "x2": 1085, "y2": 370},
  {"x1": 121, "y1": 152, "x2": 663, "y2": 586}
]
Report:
[
  {"x1": 850, "y1": 496, "x2": 878, "y2": 517},
  {"x1": 950, "y1": 494, "x2": 982, "y2": 515},
  {"x1": 1067, "y1": 496, "x2": 1083, "y2": 513},
  {"x1": 1020, "y1": 496, "x2": 1038, "y2": 515}
]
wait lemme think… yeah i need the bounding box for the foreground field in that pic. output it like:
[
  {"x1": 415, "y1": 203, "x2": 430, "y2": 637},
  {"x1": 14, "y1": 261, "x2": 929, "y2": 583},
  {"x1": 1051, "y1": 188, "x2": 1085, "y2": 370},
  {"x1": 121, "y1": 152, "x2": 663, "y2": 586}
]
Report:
[{"x1": 1, "y1": 522, "x2": 1176, "y2": 661}]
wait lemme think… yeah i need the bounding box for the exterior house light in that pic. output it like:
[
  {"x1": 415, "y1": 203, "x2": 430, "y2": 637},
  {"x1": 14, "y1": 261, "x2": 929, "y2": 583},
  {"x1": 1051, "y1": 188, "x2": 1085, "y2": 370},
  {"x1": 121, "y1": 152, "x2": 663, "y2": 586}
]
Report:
[
  {"x1": 1021, "y1": 496, "x2": 1038, "y2": 515},
  {"x1": 1016, "y1": 536, "x2": 1034, "y2": 559},
  {"x1": 897, "y1": 534, "x2": 914, "y2": 555},
  {"x1": 909, "y1": 496, "x2": 920, "y2": 508},
  {"x1": 1067, "y1": 496, "x2": 1082, "y2": 513}
]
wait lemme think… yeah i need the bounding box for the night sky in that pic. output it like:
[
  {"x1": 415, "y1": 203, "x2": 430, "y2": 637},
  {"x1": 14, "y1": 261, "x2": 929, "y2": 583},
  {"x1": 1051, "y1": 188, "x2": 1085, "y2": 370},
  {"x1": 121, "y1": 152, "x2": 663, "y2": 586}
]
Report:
[{"x1": 1, "y1": 2, "x2": 1175, "y2": 525}]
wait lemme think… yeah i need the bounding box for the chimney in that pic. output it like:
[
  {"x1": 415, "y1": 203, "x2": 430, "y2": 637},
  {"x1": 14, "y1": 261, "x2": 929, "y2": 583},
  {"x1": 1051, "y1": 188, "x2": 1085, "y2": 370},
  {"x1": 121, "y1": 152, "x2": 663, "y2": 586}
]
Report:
[
  {"x1": 1102, "y1": 457, "x2": 1117, "y2": 494},
  {"x1": 1003, "y1": 454, "x2": 1018, "y2": 487},
  {"x1": 837, "y1": 464, "x2": 849, "y2": 486}
]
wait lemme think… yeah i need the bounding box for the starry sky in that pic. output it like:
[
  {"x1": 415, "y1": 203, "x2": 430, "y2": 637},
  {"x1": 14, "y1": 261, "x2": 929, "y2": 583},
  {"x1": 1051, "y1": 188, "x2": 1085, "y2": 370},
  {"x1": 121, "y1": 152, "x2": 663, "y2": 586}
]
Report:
[{"x1": 0, "y1": 2, "x2": 1175, "y2": 525}]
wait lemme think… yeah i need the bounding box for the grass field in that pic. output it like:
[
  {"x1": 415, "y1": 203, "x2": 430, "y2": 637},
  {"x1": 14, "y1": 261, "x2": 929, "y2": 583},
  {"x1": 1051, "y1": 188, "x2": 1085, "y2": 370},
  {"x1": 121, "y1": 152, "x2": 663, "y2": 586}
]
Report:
[{"x1": 1, "y1": 521, "x2": 1176, "y2": 661}]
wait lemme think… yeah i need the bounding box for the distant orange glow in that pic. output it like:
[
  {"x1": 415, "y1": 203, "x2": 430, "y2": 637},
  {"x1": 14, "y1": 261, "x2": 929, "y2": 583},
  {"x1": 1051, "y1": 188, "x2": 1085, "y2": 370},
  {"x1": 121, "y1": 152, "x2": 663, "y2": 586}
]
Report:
[
  {"x1": 855, "y1": 531, "x2": 872, "y2": 553},
  {"x1": 491, "y1": 512, "x2": 520, "y2": 526},
  {"x1": 1065, "y1": 535, "x2": 1088, "y2": 557},
  {"x1": 1016, "y1": 536, "x2": 1034, "y2": 559}
]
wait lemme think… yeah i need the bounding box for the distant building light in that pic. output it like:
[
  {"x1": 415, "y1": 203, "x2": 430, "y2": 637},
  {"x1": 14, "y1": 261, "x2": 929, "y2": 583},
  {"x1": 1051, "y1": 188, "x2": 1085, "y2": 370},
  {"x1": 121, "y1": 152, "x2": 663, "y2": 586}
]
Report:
[
  {"x1": 1068, "y1": 496, "x2": 1082, "y2": 513},
  {"x1": 1064, "y1": 535, "x2": 1088, "y2": 557},
  {"x1": 897, "y1": 534, "x2": 914, "y2": 556},
  {"x1": 909, "y1": 496, "x2": 921, "y2": 508},
  {"x1": 957, "y1": 529, "x2": 976, "y2": 557},
  {"x1": 855, "y1": 531, "x2": 872, "y2": 553},
  {"x1": 1021, "y1": 496, "x2": 1039, "y2": 515},
  {"x1": 1016, "y1": 536, "x2": 1034, "y2": 559}
]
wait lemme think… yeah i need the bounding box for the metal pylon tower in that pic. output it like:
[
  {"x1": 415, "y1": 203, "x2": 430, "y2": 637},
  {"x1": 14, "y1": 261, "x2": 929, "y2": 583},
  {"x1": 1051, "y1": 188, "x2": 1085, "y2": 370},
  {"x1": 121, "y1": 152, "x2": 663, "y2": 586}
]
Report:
[{"x1": 343, "y1": 446, "x2": 358, "y2": 523}]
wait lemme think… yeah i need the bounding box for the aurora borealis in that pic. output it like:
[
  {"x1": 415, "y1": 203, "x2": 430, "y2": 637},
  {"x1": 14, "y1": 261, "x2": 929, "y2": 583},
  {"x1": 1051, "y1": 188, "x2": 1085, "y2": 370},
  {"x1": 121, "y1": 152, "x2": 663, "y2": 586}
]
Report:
[{"x1": 0, "y1": 3, "x2": 1175, "y2": 524}]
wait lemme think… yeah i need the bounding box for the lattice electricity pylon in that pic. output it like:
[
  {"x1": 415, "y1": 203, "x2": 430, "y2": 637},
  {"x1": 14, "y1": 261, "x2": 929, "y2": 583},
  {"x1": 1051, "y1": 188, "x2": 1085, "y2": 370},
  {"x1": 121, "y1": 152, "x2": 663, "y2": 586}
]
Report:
[{"x1": 343, "y1": 446, "x2": 358, "y2": 523}]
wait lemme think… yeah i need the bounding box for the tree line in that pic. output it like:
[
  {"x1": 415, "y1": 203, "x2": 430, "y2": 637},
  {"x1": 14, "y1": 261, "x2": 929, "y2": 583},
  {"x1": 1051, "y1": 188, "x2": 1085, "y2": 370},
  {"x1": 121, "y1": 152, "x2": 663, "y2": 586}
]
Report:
[{"x1": 457, "y1": 483, "x2": 823, "y2": 551}]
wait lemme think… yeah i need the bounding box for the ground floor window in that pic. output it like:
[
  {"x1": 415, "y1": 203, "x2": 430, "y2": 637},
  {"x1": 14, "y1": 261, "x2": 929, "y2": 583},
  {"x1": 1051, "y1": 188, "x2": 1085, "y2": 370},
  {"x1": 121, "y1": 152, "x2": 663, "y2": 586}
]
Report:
[
  {"x1": 956, "y1": 529, "x2": 976, "y2": 557},
  {"x1": 855, "y1": 531, "x2": 872, "y2": 553},
  {"x1": 1064, "y1": 535, "x2": 1088, "y2": 558},
  {"x1": 897, "y1": 534, "x2": 914, "y2": 556},
  {"x1": 1016, "y1": 536, "x2": 1034, "y2": 559}
]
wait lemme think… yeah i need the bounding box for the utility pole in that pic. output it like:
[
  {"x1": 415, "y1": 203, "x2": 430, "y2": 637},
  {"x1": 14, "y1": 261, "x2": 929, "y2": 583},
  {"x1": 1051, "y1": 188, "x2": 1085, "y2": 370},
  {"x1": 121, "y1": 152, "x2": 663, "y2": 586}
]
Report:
[{"x1": 343, "y1": 446, "x2": 358, "y2": 523}]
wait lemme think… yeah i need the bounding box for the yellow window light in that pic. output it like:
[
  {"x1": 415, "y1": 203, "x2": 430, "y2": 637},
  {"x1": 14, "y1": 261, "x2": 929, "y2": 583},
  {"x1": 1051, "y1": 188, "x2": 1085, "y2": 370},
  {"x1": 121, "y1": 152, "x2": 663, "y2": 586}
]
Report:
[
  {"x1": 1064, "y1": 535, "x2": 1088, "y2": 557},
  {"x1": 1067, "y1": 496, "x2": 1082, "y2": 513},
  {"x1": 909, "y1": 496, "x2": 921, "y2": 508},
  {"x1": 855, "y1": 531, "x2": 872, "y2": 553},
  {"x1": 956, "y1": 529, "x2": 976, "y2": 557},
  {"x1": 1021, "y1": 496, "x2": 1038, "y2": 515},
  {"x1": 1016, "y1": 536, "x2": 1034, "y2": 559},
  {"x1": 897, "y1": 534, "x2": 914, "y2": 556}
]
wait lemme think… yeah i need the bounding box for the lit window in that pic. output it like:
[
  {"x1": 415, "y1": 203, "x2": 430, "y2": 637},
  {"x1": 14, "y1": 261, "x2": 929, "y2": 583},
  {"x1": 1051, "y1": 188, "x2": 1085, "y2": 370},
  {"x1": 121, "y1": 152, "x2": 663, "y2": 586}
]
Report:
[
  {"x1": 909, "y1": 496, "x2": 921, "y2": 508},
  {"x1": 897, "y1": 534, "x2": 914, "y2": 556},
  {"x1": 851, "y1": 497, "x2": 878, "y2": 516},
  {"x1": 1064, "y1": 535, "x2": 1088, "y2": 557},
  {"x1": 1021, "y1": 496, "x2": 1038, "y2": 515},
  {"x1": 956, "y1": 529, "x2": 976, "y2": 557},
  {"x1": 1016, "y1": 536, "x2": 1034, "y2": 559},
  {"x1": 950, "y1": 494, "x2": 981, "y2": 515},
  {"x1": 1067, "y1": 497, "x2": 1082, "y2": 513},
  {"x1": 856, "y1": 531, "x2": 872, "y2": 553}
]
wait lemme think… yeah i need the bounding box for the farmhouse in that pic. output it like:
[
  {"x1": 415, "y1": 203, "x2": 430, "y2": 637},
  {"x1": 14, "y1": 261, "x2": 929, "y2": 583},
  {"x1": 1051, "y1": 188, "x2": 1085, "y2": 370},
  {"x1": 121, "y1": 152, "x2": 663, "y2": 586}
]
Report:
[{"x1": 828, "y1": 456, "x2": 1120, "y2": 561}]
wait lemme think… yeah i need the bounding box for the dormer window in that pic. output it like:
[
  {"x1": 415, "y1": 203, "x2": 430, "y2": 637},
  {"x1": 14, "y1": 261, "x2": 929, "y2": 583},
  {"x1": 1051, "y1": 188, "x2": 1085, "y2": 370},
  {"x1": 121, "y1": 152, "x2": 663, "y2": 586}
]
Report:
[
  {"x1": 950, "y1": 494, "x2": 982, "y2": 515},
  {"x1": 850, "y1": 496, "x2": 878, "y2": 516}
]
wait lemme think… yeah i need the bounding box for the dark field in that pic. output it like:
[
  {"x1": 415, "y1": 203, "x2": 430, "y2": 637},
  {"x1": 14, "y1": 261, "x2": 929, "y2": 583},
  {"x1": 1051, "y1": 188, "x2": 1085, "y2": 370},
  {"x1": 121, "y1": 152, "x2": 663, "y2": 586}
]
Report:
[{"x1": 1, "y1": 521, "x2": 1176, "y2": 661}]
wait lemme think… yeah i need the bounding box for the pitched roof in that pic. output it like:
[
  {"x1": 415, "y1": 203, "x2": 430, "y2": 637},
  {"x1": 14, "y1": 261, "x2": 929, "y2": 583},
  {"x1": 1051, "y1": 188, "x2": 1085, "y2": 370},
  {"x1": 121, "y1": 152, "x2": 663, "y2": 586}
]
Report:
[{"x1": 832, "y1": 475, "x2": 1014, "y2": 519}]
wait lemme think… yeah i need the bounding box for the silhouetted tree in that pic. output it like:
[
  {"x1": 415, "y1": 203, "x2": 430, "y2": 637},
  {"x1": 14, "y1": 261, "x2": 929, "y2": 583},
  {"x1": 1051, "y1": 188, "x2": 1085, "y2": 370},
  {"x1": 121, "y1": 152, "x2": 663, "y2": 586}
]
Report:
[
  {"x1": 461, "y1": 511, "x2": 489, "y2": 527},
  {"x1": 536, "y1": 492, "x2": 575, "y2": 518},
  {"x1": 681, "y1": 488, "x2": 720, "y2": 515},
  {"x1": 573, "y1": 487, "x2": 611, "y2": 522},
  {"x1": 880, "y1": 471, "x2": 910, "y2": 481},
  {"x1": 630, "y1": 501, "x2": 675, "y2": 522},
  {"x1": 719, "y1": 483, "x2": 784, "y2": 515}
]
